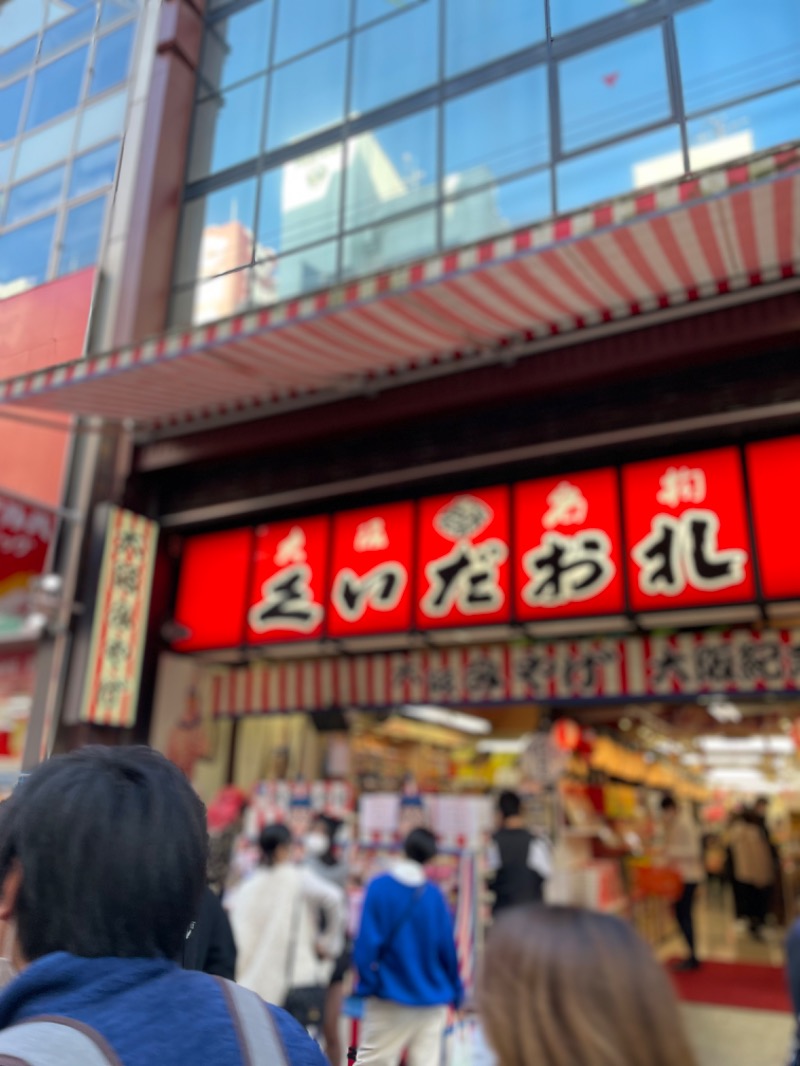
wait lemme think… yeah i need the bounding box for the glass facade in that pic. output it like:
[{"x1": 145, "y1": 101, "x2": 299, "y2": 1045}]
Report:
[
  {"x1": 0, "y1": 0, "x2": 139, "y2": 298},
  {"x1": 173, "y1": 0, "x2": 800, "y2": 327}
]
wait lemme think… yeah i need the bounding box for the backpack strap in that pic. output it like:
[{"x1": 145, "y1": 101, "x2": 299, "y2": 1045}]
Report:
[
  {"x1": 0, "y1": 1016, "x2": 121, "y2": 1066},
  {"x1": 215, "y1": 978, "x2": 288, "y2": 1066}
]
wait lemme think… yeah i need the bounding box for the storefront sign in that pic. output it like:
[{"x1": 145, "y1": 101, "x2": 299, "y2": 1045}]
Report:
[
  {"x1": 623, "y1": 447, "x2": 754, "y2": 611},
  {"x1": 416, "y1": 488, "x2": 511, "y2": 629},
  {"x1": 746, "y1": 435, "x2": 800, "y2": 601},
  {"x1": 247, "y1": 517, "x2": 329, "y2": 643},
  {"x1": 201, "y1": 626, "x2": 800, "y2": 716},
  {"x1": 514, "y1": 468, "x2": 624, "y2": 619},
  {"x1": 172, "y1": 435, "x2": 800, "y2": 648},
  {"x1": 0, "y1": 493, "x2": 54, "y2": 636},
  {"x1": 174, "y1": 528, "x2": 253, "y2": 651},
  {"x1": 327, "y1": 502, "x2": 414, "y2": 638},
  {"x1": 80, "y1": 508, "x2": 158, "y2": 727}
]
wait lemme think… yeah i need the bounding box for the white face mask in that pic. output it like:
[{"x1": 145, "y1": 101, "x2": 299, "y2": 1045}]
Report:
[{"x1": 305, "y1": 832, "x2": 328, "y2": 857}]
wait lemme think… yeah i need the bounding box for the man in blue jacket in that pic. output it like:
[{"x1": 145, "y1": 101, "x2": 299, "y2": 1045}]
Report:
[
  {"x1": 354, "y1": 828, "x2": 463, "y2": 1065},
  {"x1": 0, "y1": 745, "x2": 325, "y2": 1066}
]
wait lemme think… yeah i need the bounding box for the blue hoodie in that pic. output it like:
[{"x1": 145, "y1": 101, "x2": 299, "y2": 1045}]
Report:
[
  {"x1": 0, "y1": 953, "x2": 326, "y2": 1066},
  {"x1": 354, "y1": 863, "x2": 464, "y2": 1009}
]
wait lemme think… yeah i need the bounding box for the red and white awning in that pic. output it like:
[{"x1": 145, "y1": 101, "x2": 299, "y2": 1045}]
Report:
[{"x1": 2, "y1": 146, "x2": 799, "y2": 432}]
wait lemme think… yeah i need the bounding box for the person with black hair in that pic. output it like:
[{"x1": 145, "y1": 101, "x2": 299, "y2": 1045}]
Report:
[
  {"x1": 354, "y1": 828, "x2": 463, "y2": 1066},
  {"x1": 230, "y1": 822, "x2": 344, "y2": 1021},
  {"x1": 661, "y1": 795, "x2": 704, "y2": 971},
  {"x1": 487, "y1": 790, "x2": 551, "y2": 915},
  {"x1": 0, "y1": 746, "x2": 326, "y2": 1065},
  {"x1": 183, "y1": 886, "x2": 238, "y2": 980}
]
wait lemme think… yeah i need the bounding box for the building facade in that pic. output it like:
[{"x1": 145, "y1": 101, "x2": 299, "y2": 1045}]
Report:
[{"x1": 0, "y1": 0, "x2": 798, "y2": 765}]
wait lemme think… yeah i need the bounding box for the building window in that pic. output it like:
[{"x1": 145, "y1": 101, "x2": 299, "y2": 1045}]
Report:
[
  {"x1": 266, "y1": 42, "x2": 347, "y2": 150},
  {"x1": 176, "y1": 178, "x2": 258, "y2": 287},
  {"x1": 259, "y1": 146, "x2": 344, "y2": 256},
  {"x1": 550, "y1": 0, "x2": 655, "y2": 36},
  {"x1": 351, "y1": 1, "x2": 439, "y2": 115},
  {"x1": 69, "y1": 140, "x2": 120, "y2": 199},
  {"x1": 41, "y1": 6, "x2": 97, "y2": 59},
  {"x1": 5, "y1": 165, "x2": 66, "y2": 226},
  {"x1": 273, "y1": 0, "x2": 349, "y2": 64},
  {"x1": 444, "y1": 169, "x2": 551, "y2": 248},
  {"x1": 200, "y1": 0, "x2": 273, "y2": 96},
  {"x1": 26, "y1": 46, "x2": 90, "y2": 132},
  {"x1": 0, "y1": 78, "x2": 26, "y2": 143},
  {"x1": 445, "y1": 0, "x2": 545, "y2": 77},
  {"x1": 89, "y1": 21, "x2": 135, "y2": 96},
  {"x1": 189, "y1": 76, "x2": 267, "y2": 181},
  {"x1": 57, "y1": 195, "x2": 107, "y2": 275},
  {"x1": 0, "y1": 213, "x2": 57, "y2": 294}
]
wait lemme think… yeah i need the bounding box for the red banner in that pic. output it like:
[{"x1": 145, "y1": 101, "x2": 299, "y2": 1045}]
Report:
[
  {"x1": 173, "y1": 528, "x2": 253, "y2": 651},
  {"x1": 623, "y1": 447, "x2": 754, "y2": 611},
  {"x1": 415, "y1": 487, "x2": 511, "y2": 629},
  {"x1": 328, "y1": 502, "x2": 414, "y2": 638},
  {"x1": 514, "y1": 468, "x2": 624, "y2": 619},
  {"x1": 746, "y1": 436, "x2": 800, "y2": 601},
  {"x1": 247, "y1": 517, "x2": 329, "y2": 644}
]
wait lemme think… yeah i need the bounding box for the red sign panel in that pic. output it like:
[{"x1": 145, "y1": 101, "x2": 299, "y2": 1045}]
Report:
[
  {"x1": 622, "y1": 447, "x2": 754, "y2": 611},
  {"x1": 415, "y1": 487, "x2": 511, "y2": 629},
  {"x1": 746, "y1": 435, "x2": 800, "y2": 600},
  {"x1": 173, "y1": 528, "x2": 253, "y2": 651},
  {"x1": 514, "y1": 468, "x2": 625, "y2": 619},
  {"x1": 246, "y1": 516, "x2": 330, "y2": 644},
  {"x1": 328, "y1": 502, "x2": 414, "y2": 638}
]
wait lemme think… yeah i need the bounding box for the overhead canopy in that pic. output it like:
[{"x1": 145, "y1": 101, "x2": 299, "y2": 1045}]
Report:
[{"x1": 2, "y1": 147, "x2": 798, "y2": 435}]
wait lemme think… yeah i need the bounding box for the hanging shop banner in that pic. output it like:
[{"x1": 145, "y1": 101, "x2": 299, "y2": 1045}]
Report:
[
  {"x1": 247, "y1": 516, "x2": 330, "y2": 644},
  {"x1": 415, "y1": 487, "x2": 512, "y2": 629},
  {"x1": 173, "y1": 528, "x2": 254, "y2": 651},
  {"x1": 514, "y1": 468, "x2": 624, "y2": 619},
  {"x1": 80, "y1": 507, "x2": 158, "y2": 727},
  {"x1": 622, "y1": 447, "x2": 754, "y2": 612},
  {"x1": 202, "y1": 626, "x2": 800, "y2": 717},
  {"x1": 328, "y1": 502, "x2": 415, "y2": 638},
  {"x1": 746, "y1": 435, "x2": 800, "y2": 601},
  {"x1": 0, "y1": 493, "x2": 54, "y2": 637}
]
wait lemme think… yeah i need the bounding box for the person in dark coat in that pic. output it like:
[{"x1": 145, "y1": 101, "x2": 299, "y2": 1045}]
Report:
[
  {"x1": 487, "y1": 790, "x2": 552, "y2": 916},
  {"x1": 184, "y1": 886, "x2": 237, "y2": 980}
]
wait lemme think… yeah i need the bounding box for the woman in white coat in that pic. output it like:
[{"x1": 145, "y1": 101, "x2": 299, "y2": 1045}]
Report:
[{"x1": 230, "y1": 823, "x2": 345, "y2": 1014}]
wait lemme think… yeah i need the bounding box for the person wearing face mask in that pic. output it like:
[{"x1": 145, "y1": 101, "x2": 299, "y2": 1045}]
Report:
[{"x1": 305, "y1": 815, "x2": 350, "y2": 1066}]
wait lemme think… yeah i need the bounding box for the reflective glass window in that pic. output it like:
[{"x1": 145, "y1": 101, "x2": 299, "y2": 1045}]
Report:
[
  {"x1": 444, "y1": 169, "x2": 551, "y2": 247},
  {"x1": 351, "y1": 1, "x2": 438, "y2": 115},
  {"x1": 274, "y1": 0, "x2": 349, "y2": 63},
  {"x1": 445, "y1": 69, "x2": 549, "y2": 193},
  {"x1": 266, "y1": 43, "x2": 346, "y2": 149},
  {"x1": 556, "y1": 125, "x2": 682, "y2": 213},
  {"x1": 356, "y1": 0, "x2": 420, "y2": 26},
  {"x1": 259, "y1": 145, "x2": 343, "y2": 255},
  {"x1": 76, "y1": 90, "x2": 127, "y2": 151},
  {"x1": 550, "y1": 0, "x2": 655, "y2": 36},
  {"x1": 0, "y1": 38, "x2": 37, "y2": 84},
  {"x1": 0, "y1": 0, "x2": 46, "y2": 50},
  {"x1": 342, "y1": 208, "x2": 437, "y2": 277},
  {"x1": 687, "y1": 83, "x2": 800, "y2": 171},
  {"x1": 6, "y1": 166, "x2": 65, "y2": 226},
  {"x1": 0, "y1": 146, "x2": 12, "y2": 188},
  {"x1": 90, "y1": 22, "x2": 135, "y2": 96},
  {"x1": 676, "y1": 0, "x2": 800, "y2": 114},
  {"x1": 201, "y1": 1, "x2": 272, "y2": 95},
  {"x1": 100, "y1": 0, "x2": 139, "y2": 27},
  {"x1": 0, "y1": 213, "x2": 56, "y2": 291},
  {"x1": 445, "y1": 0, "x2": 545, "y2": 77},
  {"x1": 175, "y1": 177, "x2": 258, "y2": 285},
  {"x1": 0, "y1": 78, "x2": 26, "y2": 143},
  {"x1": 346, "y1": 109, "x2": 437, "y2": 231},
  {"x1": 189, "y1": 76, "x2": 266, "y2": 180},
  {"x1": 559, "y1": 28, "x2": 670, "y2": 153},
  {"x1": 15, "y1": 115, "x2": 77, "y2": 179},
  {"x1": 41, "y1": 6, "x2": 97, "y2": 58},
  {"x1": 69, "y1": 140, "x2": 120, "y2": 199},
  {"x1": 58, "y1": 195, "x2": 107, "y2": 275},
  {"x1": 274, "y1": 239, "x2": 337, "y2": 300},
  {"x1": 26, "y1": 47, "x2": 89, "y2": 131}
]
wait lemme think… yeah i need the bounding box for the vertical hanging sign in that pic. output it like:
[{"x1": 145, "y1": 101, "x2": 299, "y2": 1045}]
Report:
[{"x1": 80, "y1": 507, "x2": 158, "y2": 728}]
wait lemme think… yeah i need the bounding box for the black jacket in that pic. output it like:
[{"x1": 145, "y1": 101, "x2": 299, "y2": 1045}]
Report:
[{"x1": 183, "y1": 886, "x2": 238, "y2": 980}]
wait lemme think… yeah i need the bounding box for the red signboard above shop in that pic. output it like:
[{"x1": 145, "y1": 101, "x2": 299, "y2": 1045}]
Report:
[
  {"x1": 173, "y1": 528, "x2": 253, "y2": 651},
  {"x1": 415, "y1": 487, "x2": 511, "y2": 629},
  {"x1": 514, "y1": 468, "x2": 625, "y2": 620},
  {"x1": 328, "y1": 502, "x2": 414, "y2": 638},
  {"x1": 746, "y1": 435, "x2": 800, "y2": 601},
  {"x1": 247, "y1": 516, "x2": 330, "y2": 644},
  {"x1": 622, "y1": 447, "x2": 754, "y2": 612}
]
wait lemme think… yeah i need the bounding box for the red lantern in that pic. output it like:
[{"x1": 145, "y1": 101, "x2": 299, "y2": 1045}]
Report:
[{"x1": 551, "y1": 718, "x2": 581, "y2": 753}]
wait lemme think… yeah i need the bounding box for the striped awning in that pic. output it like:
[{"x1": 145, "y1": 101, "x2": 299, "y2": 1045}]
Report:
[{"x1": 2, "y1": 146, "x2": 798, "y2": 433}]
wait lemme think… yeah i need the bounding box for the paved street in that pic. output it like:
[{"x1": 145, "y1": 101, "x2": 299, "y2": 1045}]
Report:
[{"x1": 683, "y1": 1004, "x2": 794, "y2": 1066}]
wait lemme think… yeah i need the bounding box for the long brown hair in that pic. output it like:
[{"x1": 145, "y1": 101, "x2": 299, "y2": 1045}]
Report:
[{"x1": 479, "y1": 905, "x2": 698, "y2": 1066}]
